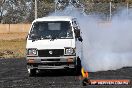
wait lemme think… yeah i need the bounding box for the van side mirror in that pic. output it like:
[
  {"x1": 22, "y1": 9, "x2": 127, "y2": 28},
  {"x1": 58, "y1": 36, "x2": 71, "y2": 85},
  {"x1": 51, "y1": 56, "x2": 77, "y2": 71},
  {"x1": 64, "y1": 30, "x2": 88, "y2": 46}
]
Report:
[{"x1": 78, "y1": 36, "x2": 83, "y2": 42}]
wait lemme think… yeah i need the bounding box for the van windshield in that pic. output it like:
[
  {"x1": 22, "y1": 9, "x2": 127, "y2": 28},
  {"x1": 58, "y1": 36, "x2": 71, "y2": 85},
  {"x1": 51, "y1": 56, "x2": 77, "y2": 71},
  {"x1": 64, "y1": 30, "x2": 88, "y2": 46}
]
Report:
[{"x1": 29, "y1": 21, "x2": 73, "y2": 40}]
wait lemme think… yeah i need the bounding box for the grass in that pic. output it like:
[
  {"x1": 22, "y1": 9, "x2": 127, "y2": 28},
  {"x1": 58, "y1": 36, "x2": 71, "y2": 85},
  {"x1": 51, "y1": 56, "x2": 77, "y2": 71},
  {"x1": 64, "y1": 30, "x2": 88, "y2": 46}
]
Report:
[
  {"x1": 0, "y1": 32, "x2": 27, "y2": 40},
  {"x1": 0, "y1": 39, "x2": 26, "y2": 58}
]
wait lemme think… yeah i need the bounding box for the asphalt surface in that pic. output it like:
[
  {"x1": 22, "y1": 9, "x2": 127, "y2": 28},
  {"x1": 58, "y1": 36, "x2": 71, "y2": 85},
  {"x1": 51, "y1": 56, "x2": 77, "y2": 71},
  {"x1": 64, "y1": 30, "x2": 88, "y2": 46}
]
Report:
[{"x1": 0, "y1": 58, "x2": 132, "y2": 88}]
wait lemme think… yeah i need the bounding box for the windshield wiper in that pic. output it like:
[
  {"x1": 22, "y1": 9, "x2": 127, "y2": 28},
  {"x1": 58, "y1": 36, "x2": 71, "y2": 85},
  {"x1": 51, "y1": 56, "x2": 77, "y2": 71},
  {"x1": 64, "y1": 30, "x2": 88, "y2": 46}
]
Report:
[
  {"x1": 30, "y1": 34, "x2": 40, "y2": 42},
  {"x1": 49, "y1": 35, "x2": 57, "y2": 41},
  {"x1": 50, "y1": 36, "x2": 56, "y2": 41}
]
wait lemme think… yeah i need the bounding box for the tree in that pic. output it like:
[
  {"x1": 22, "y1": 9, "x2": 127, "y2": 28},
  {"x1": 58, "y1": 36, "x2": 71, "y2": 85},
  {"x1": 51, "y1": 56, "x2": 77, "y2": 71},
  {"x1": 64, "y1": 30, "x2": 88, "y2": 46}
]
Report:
[
  {"x1": 1, "y1": 0, "x2": 55, "y2": 23},
  {"x1": 2, "y1": 0, "x2": 32, "y2": 23},
  {"x1": 0, "y1": 0, "x2": 6, "y2": 23}
]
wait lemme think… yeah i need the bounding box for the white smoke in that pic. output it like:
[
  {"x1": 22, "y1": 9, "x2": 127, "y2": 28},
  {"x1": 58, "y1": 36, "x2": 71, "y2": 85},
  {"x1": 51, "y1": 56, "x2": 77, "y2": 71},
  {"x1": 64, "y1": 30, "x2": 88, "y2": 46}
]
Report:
[{"x1": 50, "y1": 5, "x2": 132, "y2": 72}]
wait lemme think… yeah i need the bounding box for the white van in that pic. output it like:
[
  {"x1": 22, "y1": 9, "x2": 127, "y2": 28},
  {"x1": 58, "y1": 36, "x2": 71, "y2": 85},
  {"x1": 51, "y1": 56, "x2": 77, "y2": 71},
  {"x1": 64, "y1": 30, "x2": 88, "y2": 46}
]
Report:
[{"x1": 26, "y1": 16, "x2": 83, "y2": 76}]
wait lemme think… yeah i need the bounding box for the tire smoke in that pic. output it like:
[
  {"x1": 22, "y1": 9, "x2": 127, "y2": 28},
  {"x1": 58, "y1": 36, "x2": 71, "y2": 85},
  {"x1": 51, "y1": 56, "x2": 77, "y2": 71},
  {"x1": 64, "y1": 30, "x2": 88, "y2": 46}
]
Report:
[{"x1": 51, "y1": 5, "x2": 132, "y2": 72}]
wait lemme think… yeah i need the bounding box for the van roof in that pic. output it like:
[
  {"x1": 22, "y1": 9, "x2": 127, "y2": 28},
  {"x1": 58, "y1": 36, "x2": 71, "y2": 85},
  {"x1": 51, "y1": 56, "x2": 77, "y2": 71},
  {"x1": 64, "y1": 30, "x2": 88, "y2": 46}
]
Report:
[{"x1": 33, "y1": 16, "x2": 75, "y2": 22}]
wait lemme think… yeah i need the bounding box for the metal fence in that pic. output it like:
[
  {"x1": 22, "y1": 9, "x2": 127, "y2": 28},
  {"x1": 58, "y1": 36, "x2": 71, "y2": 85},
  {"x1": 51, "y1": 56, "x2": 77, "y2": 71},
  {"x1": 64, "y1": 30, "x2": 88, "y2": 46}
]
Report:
[
  {"x1": 0, "y1": 24, "x2": 31, "y2": 33},
  {"x1": 83, "y1": 2, "x2": 132, "y2": 20}
]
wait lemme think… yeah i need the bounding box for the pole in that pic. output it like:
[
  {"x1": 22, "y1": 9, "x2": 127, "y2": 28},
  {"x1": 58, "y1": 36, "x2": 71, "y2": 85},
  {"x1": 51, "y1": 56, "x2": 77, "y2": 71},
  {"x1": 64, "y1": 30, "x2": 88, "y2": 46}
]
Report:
[
  {"x1": 35, "y1": 0, "x2": 37, "y2": 19},
  {"x1": 110, "y1": 1, "x2": 112, "y2": 20},
  {"x1": 55, "y1": 0, "x2": 56, "y2": 13},
  {"x1": 2, "y1": 0, "x2": 5, "y2": 3},
  {"x1": 127, "y1": 2, "x2": 129, "y2": 16}
]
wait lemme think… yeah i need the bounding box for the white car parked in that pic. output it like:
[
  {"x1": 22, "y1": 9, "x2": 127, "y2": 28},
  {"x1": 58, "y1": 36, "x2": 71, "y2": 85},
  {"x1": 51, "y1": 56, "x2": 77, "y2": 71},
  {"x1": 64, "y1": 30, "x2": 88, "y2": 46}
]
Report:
[{"x1": 26, "y1": 16, "x2": 83, "y2": 76}]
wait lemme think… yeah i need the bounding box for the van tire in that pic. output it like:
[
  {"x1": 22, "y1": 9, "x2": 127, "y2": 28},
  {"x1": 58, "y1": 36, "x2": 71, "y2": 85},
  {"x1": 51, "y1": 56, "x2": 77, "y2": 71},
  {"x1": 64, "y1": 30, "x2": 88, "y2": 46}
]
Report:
[{"x1": 28, "y1": 69, "x2": 36, "y2": 76}]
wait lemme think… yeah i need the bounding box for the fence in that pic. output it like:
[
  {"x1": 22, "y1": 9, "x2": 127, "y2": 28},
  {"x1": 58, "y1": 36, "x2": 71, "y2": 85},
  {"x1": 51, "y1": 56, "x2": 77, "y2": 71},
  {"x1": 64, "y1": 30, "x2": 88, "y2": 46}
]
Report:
[{"x1": 0, "y1": 24, "x2": 31, "y2": 33}]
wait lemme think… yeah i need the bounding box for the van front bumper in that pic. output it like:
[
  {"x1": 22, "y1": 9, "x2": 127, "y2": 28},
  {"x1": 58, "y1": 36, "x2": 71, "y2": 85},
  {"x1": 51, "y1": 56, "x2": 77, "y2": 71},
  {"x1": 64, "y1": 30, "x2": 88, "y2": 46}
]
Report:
[{"x1": 26, "y1": 56, "x2": 76, "y2": 69}]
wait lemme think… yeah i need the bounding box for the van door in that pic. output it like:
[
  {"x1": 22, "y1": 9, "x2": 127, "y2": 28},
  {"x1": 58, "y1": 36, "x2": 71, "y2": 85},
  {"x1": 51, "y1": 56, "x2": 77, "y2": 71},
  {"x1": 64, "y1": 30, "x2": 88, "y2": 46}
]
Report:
[{"x1": 72, "y1": 19, "x2": 83, "y2": 60}]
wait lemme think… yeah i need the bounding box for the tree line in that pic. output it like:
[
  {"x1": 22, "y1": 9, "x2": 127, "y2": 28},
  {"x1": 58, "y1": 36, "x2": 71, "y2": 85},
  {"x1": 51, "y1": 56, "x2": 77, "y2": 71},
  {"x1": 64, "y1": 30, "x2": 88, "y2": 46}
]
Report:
[{"x1": 0, "y1": 0, "x2": 132, "y2": 24}]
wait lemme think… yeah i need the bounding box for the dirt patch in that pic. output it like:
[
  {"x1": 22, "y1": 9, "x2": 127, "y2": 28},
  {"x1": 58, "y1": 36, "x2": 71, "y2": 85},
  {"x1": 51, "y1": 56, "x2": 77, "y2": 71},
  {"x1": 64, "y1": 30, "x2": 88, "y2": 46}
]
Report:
[{"x1": 0, "y1": 50, "x2": 14, "y2": 58}]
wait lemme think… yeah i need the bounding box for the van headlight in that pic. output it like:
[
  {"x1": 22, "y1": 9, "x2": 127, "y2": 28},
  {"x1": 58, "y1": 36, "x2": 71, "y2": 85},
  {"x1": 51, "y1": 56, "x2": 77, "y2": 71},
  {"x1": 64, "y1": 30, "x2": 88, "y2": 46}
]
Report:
[
  {"x1": 65, "y1": 47, "x2": 75, "y2": 55},
  {"x1": 27, "y1": 48, "x2": 37, "y2": 56}
]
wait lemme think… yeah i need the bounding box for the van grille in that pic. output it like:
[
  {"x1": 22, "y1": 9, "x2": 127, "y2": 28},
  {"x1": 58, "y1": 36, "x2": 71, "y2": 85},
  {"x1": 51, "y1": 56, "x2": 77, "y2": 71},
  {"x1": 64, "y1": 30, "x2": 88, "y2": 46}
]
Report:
[{"x1": 38, "y1": 49, "x2": 64, "y2": 57}]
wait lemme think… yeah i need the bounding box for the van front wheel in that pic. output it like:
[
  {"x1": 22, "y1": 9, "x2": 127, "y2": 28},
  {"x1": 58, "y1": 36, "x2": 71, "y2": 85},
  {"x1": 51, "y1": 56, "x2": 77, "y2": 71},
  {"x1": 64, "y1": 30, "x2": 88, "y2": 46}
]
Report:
[{"x1": 28, "y1": 69, "x2": 36, "y2": 76}]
